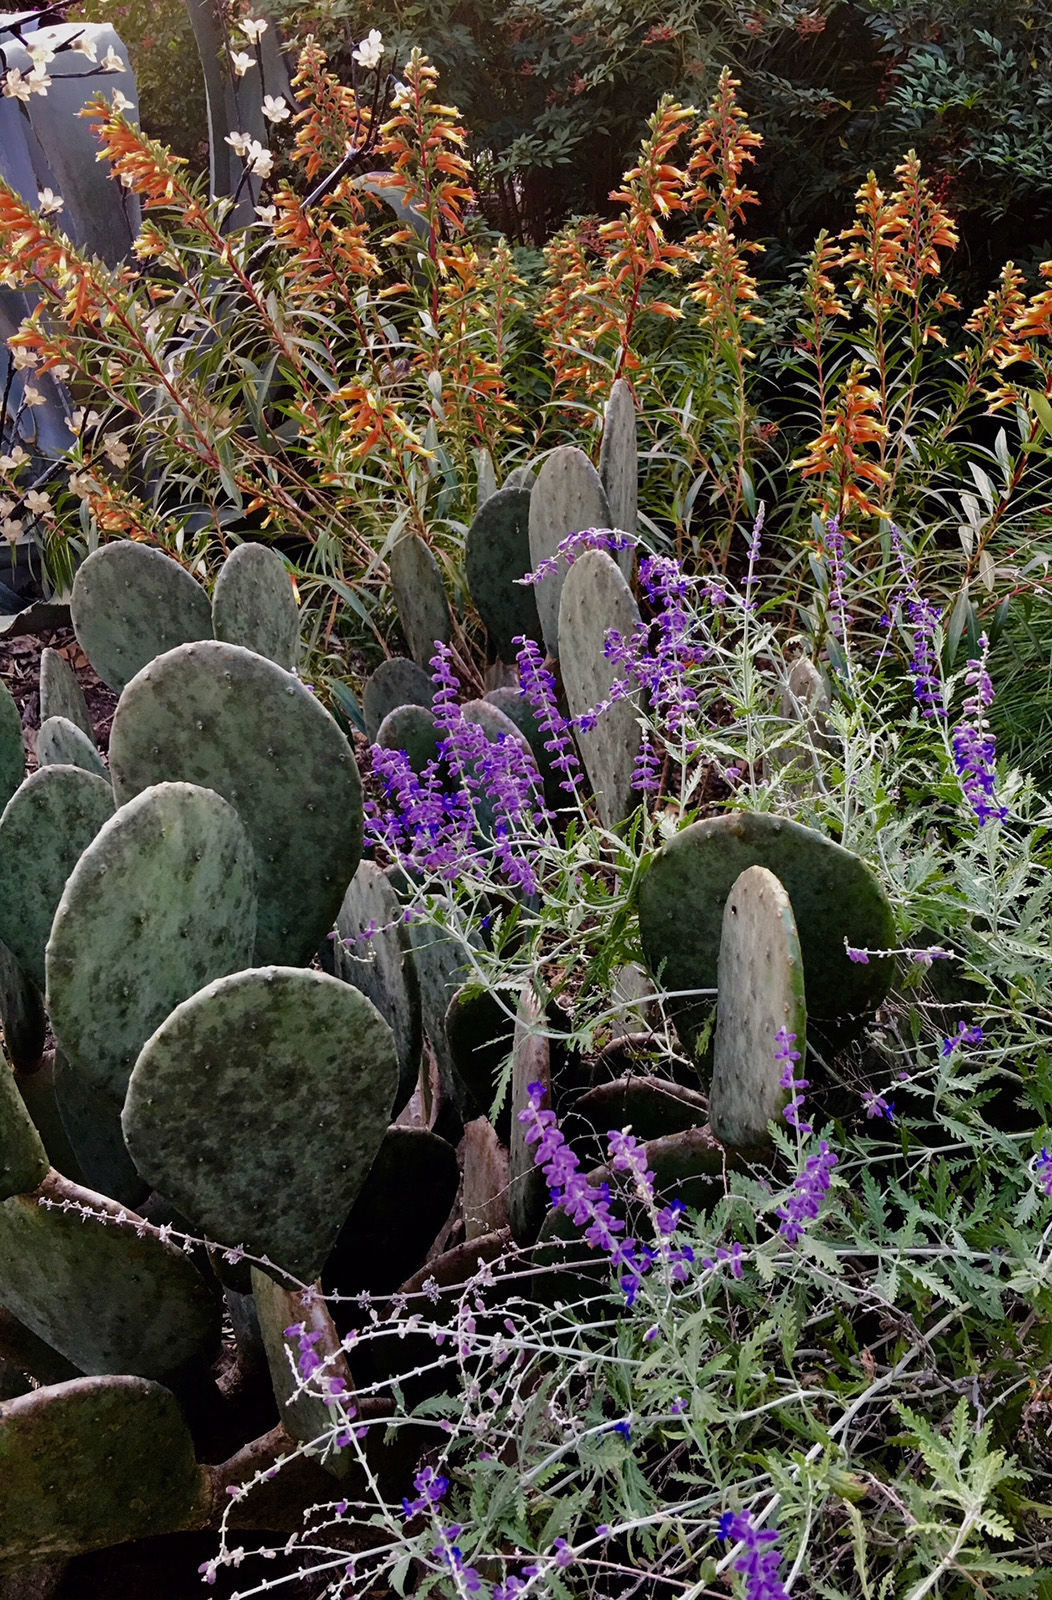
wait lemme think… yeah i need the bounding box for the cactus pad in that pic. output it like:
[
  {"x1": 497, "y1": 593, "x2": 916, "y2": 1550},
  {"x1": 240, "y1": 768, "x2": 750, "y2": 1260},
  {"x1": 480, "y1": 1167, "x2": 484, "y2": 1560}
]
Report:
[
  {"x1": 0, "y1": 766, "x2": 115, "y2": 990},
  {"x1": 334, "y1": 860, "x2": 422, "y2": 1111},
  {"x1": 53, "y1": 1052, "x2": 148, "y2": 1208},
  {"x1": 599, "y1": 378, "x2": 638, "y2": 563},
  {"x1": 212, "y1": 542, "x2": 300, "y2": 672},
  {"x1": 528, "y1": 445, "x2": 611, "y2": 657},
  {"x1": 0, "y1": 679, "x2": 24, "y2": 812},
  {"x1": 558, "y1": 549, "x2": 643, "y2": 829},
  {"x1": 251, "y1": 1268, "x2": 354, "y2": 1478},
  {"x1": 122, "y1": 967, "x2": 398, "y2": 1282},
  {"x1": 70, "y1": 543, "x2": 212, "y2": 691},
  {"x1": 508, "y1": 989, "x2": 550, "y2": 1245},
  {"x1": 0, "y1": 945, "x2": 45, "y2": 1072},
  {"x1": 39, "y1": 648, "x2": 94, "y2": 744},
  {"x1": 376, "y1": 703, "x2": 443, "y2": 773},
  {"x1": 0, "y1": 1169, "x2": 219, "y2": 1376},
  {"x1": 388, "y1": 533, "x2": 452, "y2": 666},
  {"x1": 0, "y1": 1375, "x2": 207, "y2": 1568},
  {"x1": 638, "y1": 812, "x2": 895, "y2": 1050},
  {"x1": 0, "y1": 1062, "x2": 48, "y2": 1199},
  {"x1": 710, "y1": 866, "x2": 806, "y2": 1146},
  {"x1": 35, "y1": 717, "x2": 108, "y2": 781},
  {"x1": 108, "y1": 641, "x2": 361, "y2": 965},
  {"x1": 323, "y1": 1127, "x2": 459, "y2": 1298},
  {"x1": 465, "y1": 487, "x2": 542, "y2": 659},
  {"x1": 363, "y1": 657, "x2": 434, "y2": 742},
  {"x1": 46, "y1": 782, "x2": 257, "y2": 1104}
]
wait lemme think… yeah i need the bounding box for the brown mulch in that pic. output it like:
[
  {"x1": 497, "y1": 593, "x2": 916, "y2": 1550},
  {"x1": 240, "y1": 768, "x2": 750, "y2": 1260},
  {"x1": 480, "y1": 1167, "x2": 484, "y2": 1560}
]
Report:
[{"x1": 0, "y1": 628, "x2": 119, "y2": 770}]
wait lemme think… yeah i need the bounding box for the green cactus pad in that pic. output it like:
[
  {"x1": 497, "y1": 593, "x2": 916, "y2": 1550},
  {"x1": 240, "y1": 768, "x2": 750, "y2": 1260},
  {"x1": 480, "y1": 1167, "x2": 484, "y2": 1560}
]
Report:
[
  {"x1": 323, "y1": 1127, "x2": 459, "y2": 1297},
  {"x1": 334, "y1": 860, "x2": 422, "y2": 1111},
  {"x1": 638, "y1": 812, "x2": 895, "y2": 1050},
  {"x1": 508, "y1": 989, "x2": 551, "y2": 1246},
  {"x1": 403, "y1": 912, "x2": 482, "y2": 1101},
  {"x1": 53, "y1": 1053, "x2": 148, "y2": 1208},
  {"x1": 39, "y1": 648, "x2": 95, "y2": 744},
  {"x1": 0, "y1": 1062, "x2": 48, "y2": 1199},
  {"x1": 251, "y1": 1267, "x2": 354, "y2": 1478},
  {"x1": 528, "y1": 446, "x2": 612, "y2": 657},
  {"x1": 0, "y1": 678, "x2": 24, "y2": 813},
  {"x1": 465, "y1": 487, "x2": 542, "y2": 660},
  {"x1": 0, "y1": 1375, "x2": 208, "y2": 1569},
  {"x1": 122, "y1": 967, "x2": 398, "y2": 1282},
  {"x1": 462, "y1": 1118, "x2": 510, "y2": 1240},
  {"x1": 0, "y1": 1169, "x2": 220, "y2": 1376},
  {"x1": 70, "y1": 542, "x2": 212, "y2": 692},
  {"x1": 710, "y1": 866, "x2": 807, "y2": 1146},
  {"x1": 558, "y1": 549, "x2": 643, "y2": 830},
  {"x1": 0, "y1": 767, "x2": 115, "y2": 991},
  {"x1": 476, "y1": 447, "x2": 498, "y2": 509},
  {"x1": 363, "y1": 657, "x2": 434, "y2": 743},
  {"x1": 0, "y1": 942, "x2": 46, "y2": 1072},
  {"x1": 388, "y1": 533, "x2": 452, "y2": 667},
  {"x1": 108, "y1": 641, "x2": 361, "y2": 966},
  {"x1": 503, "y1": 463, "x2": 536, "y2": 491},
  {"x1": 445, "y1": 985, "x2": 515, "y2": 1134},
  {"x1": 10, "y1": 1054, "x2": 85, "y2": 1186},
  {"x1": 599, "y1": 378, "x2": 638, "y2": 562},
  {"x1": 35, "y1": 717, "x2": 109, "y2": 781},
  {"x1": 376, "y1": 703, "x2": 443, "y2": 774},
  {"x1": 212, "y1": 542, "x2": 300, "y2": 672},
  {"x1": 46, "y1": 782, "x2": 257, "y2": 1104}
]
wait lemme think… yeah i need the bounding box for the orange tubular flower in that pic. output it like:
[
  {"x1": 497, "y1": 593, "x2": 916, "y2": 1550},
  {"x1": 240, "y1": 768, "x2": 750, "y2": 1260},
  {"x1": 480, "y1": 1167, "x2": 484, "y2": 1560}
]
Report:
[
  {"x1": 686, "y1": 68, "x2": 763, "y2": 228},
  {"x1": 81, "y1": 96, "x2": 189, "y2": 210},
  {"x1": 337, "y1": 381, "x2": 432, "y2": 461},
  {"x1": 290, "y1": 41, "x2": 368, "y2": 181},
  {"x1": 0, "y1": 180, "x2": 107, "y2": 327},
  {"x1": 794, "y1": 362, "x2": 891, "y2": 520}
]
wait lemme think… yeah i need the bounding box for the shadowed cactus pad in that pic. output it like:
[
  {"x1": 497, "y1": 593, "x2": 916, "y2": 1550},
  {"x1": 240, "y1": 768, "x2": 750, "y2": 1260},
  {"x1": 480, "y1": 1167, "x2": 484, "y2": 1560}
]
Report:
[
  {"x1": 0, "y1": 1169, "x2": 220, "y2": 1376},
  {"x1": 122, "y1": 967, "x2": 399, "y2": 1282},
  {"x1": 108, "y1": 641, "x2": 362, "y2": 966},
  {"x1": 0, "y1": 678, "x2": 24, "y2": 812},
  {"x1": 599, "y1": 378, "x2": 638, "y2": 557},
  {"x1": 335, "y1": 860, "x2": 422, "y2": 1112},
  {"x1": 212, "y1": 543, "x2": 300, "y2": 672},
  {"x1": 70, "y1": 543, "x2": 212, "y2": 691},
  {"x1": 39, "y1": 648, "x2": 94, "y2": 744},
  {"x1": 46, "y1": 782, "x2": 257, "y2": 1104},
  {"x1": 0, "y1": 1062, "x2": 48, "y2": 1199},
  {"x1": 388, "y1": 533, "x2": 452, "y2": 666},
  {"x1": 376, "y1": 703, "x2": 442, "y2": 774},
  {"x1": 251, "y1": 1268, "x2": 354, "y2": 1478},
  {"x1": 35, "y1": 717, "x2": 108, "y2": 781},
  {"x1": 528, "y1": 445, "x2": 611, "y2": 657},
  {"x1": 465, "y1": 486, "x2": 541, "y2": 660},
  {"x1": 710, "y1": 866, "x2": 806, "y2": 1146},
  {"x1": 363, "y1": 657, "x2": 434, "y2": 742},
  {"x1": 638, "y1": 812, "x2": 895, "y2": 1051},
  {"x1": 0, "y1": 1375, "x2": 208, "y2": 1569},
  {"x1": 559, "y1": 549, "x2": 643, "y2": 830},
  {"x1": 0, "y1": 766, "x2": 114, "y2": 991}
]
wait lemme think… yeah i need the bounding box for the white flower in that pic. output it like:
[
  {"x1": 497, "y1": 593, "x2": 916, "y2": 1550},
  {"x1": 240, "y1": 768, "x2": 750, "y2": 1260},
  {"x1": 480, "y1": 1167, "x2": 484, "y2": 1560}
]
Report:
[
  {"x1": 102, "y1": 434, "x2": 130, "y2": 469},
  {"x1": 391, "y1": 81, "x2": 411, "y2": 109},
  {"x1": 352, "y1": 29, "x2": 384, "y2": 70},
  {"x1": 25, "y1": 489, "x2": 51, "y2": 516},
  {"x1": 0, "y1": 499, "x2": 13, "y2": 519},
  {"x1": 246, "y1": 139, "x2": 273, "y2": 179},
  {"x1": 110, "y1": 89, "x2": 133, "y2": 114},
  {"x1": 21, "y1": 385, "x2": 45, "y2": 407},
  {"x1": 27, "y1": 65, "x2": 51, "y2": 96},
  {"x1": 1, "y1": 517, "x2": 23, "y2": 543},
  {"x1": 36, "y1": 188, "x2": 63, "y2": 215},
  {"x1": 70, "y1": 408, "x2": 100, "y2": 435},
  {"x1": 30, "y1": 41, "x2": 56, "y2": 67},
  {"x1": 230, "y1": 49, "x2": 255, "y2": 76},
  {"x1": 100, "y1": 46, "x2": 123, "y2": 72},
  {"x1": 11, "y1": 346, "x2": 39, "y2": 370},
  {"x1": 255, "y1": 203, "x2": 277, "y2": 223},
  {"x1": 239, "y1": 15, "x2": 268, "y2": 41},
  {"x1": 225, "y1": 130, "x2": 252, "y2": 157},
  {"x1": 50, "y1": 363, "x2": 70, "y2": 381},
  {"x1": 261, "y1": 94, "x2": 290, "y2": 123},
  {"x1": 0, "y1": 446, "x2": 28, "y2": 471},
  {"x1": 68, "y1": 471, "x2": 96, "y2": 498},
  {"x1": 3, "y1": 70, "x2": 33, "y2": 103},
  {"x1": 71, "y1": 34, "x2": 98, "y2": 62}
]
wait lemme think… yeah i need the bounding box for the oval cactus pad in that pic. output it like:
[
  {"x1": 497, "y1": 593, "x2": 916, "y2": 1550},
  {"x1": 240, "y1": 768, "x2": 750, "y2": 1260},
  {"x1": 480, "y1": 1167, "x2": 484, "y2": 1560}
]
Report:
[
  {"x1": 70, "y1": 542, "x2": 212, "y2": 691},
  {"x1": 123, "y1": 967, "x2": 399, "y2": 1282},
  {"x1": 212, "y1": 542, "x2": 300, "y2": 672},
  {"x1": 108, "y1": 640, "x2": 362, "y2": 966}
]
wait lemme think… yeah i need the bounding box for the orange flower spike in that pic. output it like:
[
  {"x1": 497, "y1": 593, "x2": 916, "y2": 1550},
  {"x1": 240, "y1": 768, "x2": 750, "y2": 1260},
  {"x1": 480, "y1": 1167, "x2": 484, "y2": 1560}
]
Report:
[
  {"x1": 794, "y1": 362, "x2": 890, "y2": 518},
  {"x1": 1011, "y1": 260, "x2": 1052, "y2": 353},
  {"x1": 686, "y1": 68, "x2": 762, "y2": 225},
  {"x1": 963, "y1": 262, "x2": 1028, "y2": 370}
]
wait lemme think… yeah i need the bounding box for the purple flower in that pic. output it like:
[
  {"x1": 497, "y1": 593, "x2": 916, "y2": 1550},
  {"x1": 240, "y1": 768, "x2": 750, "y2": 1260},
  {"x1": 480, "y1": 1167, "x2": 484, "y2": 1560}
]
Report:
[
  {"x1": 1033, "y1": 1147, "x2": 1052, "y2": 1198},
  {"x1": 776, "y1": 1028, "x2": 811, "y2": 1133},
  {"x1": 610, "y1": 1420, "x2": 632, "y2": 1440},
  {"x1": 402, "y1": 1465, "x2": 449, "y2": 1519},
  {"x1": 521, "y1": 525, "x2": 637, "y2": 586},
  {"x1": 553, "y1": 1538, "x2": 573, "y2": 1569},
  {"x1": 718, "y1": 1510, "x2": 789, "y2": 1600},
  {"x1": 777, "y1": 1140, "x2": 837, "y2": 1244},
  {"x1": 862, "y1": 1090, "x2": 895, "y2": 1122},
  {"x1": 951, "y1": 638, "x2": 1007, "y2": 826},
  {"x1": 701, "y1": 1241, "x2": 744, "y2": 1278},
  {"x1": 515, "y1": 636, "x2": 583, "y2": 797},
  {"x1": 846, "y1": 945, "x2": 870, "y2": 965},
  {"x1": 632, "y1": 732, "x2": 662, "y2": 793},
  {"x1": 941, "y1": 1021, "x2": 984, "y2": 1057}
]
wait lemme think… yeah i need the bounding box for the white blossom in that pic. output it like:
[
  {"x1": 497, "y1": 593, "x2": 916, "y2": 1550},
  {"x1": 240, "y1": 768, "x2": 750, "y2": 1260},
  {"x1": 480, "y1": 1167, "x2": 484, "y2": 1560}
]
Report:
[
  {"x1": 246, "y1": 140, "x2": 273, "y2": 179},
  {"x1": 225, "y1": 130, "x2": 253, "y2": 157},
  {"x1": 11, "y1": 346, "x2": 39, "y2": 370},
  {"x1": 261, "y1": 94, "x2": 290, "y2": 123},
  {"x1": 29, "y1": 41, "x2": 56, "y2": 67},
  {"x1": 2, "y1": 70, "x2": 33, "y2": 103},
  {"x1": 102, "y1": 434, "x2": 130, "y2": 469},
  {"x1": 110, "y1": 89, "x2": 133, "y2": 114},
  {"x1": 71, "y1": 35, "x2": 98, "y2": 62},
  {"x1": 21, "y1": 385, "x2": 45, "y2": 407},
  {"x1": 255, "y1": 203, "x2": 277, "y2": 224},
  {"x1": 67, "y1": 471, "x2": 96, "y2": 498},
  {"x1": 239, "y1": 15, "x2": 268, "y2": 41},
  {"x1": 100, "y1": 46, "x2": 123, "y2": 72},
  {"x1": 26, "y1": 65, "x2": 51, "y2": 96},
  {"x1": 230, "y1": 49, "x2": 255, "y2": 76},
  {"x1": 70, "y1": 408, "x2": 100, "y2": 435},
  {"x1": 352, "y1": 29, "x2": 384, "y2": 70},
  {"x1": 36, "y1": 188, "x2": 63, "y2": 215},
  {"x1": 0, "y1": 446, "x2": 29, "y2": 471},
  {"x1": 24, "y1": 489, "x2": 51, "y2": 516},
  {"x1": 1, "y1": 517, "x2": 23, "y2": 543}
]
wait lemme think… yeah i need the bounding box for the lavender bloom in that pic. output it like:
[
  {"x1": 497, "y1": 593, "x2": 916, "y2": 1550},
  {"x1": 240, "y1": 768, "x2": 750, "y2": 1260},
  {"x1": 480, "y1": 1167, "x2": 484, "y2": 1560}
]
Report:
[
  {"x1": 845, "y1": 945, "x2": 870, "y2": 964},
  {"x1": 777, "y1": 1029, "x2": 811, "y2": 1134},
  {"x1": 632, "y1": 732, "x2": 662, "y2": 793},
  {"x1": 521, "y1": 525, "x2": 637, "y2": 586},
  {"x1": 941, "y1": 1021, "x2": 984, "y2": 1057},
  {"x1": 701, "y1": 1241, "x2": 744, "y2": 1279},
  {"x1": 402, "y1": 1465, "x2": 449, "y2": 1518},
  {"x1": 718, "y1": 1510, "x2": 790, "y2": 1600},
  {"x1": 907, "y1": 597, "x2": 946, "y2": 719},
  {"x1": 743, "y1": 505, "x2": 766, "y2": 610},
  {"x1": 514, "y1": 635, "x2": 584, "y2": 797},
  {"x1": 777, "y1": 1140, "x2": 837, "y2": 1244},
  {"x1": 951, "y1": 637, "x2": 1008, "y2": 826},
  {"x1": 1032, "y1": 1147, "x2": 1052, "y2": 1198},
  {"x1": 635, "y1": 555, "x2": 705, "y2": 737},
  {"x1": 862, "y1": 1090, "x2": 895, "y2": 1122},
  {"x1": 824, "y1": 515, "x2": 847, "y2": 637}
]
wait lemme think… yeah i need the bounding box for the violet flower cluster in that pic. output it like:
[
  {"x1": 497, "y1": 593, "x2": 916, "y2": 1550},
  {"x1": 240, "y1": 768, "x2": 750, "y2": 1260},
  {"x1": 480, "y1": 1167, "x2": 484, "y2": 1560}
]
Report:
[
  {"x1": 776, "y1": 1028, "x2": 811, "y2": 1133},
  {"x1": 951, "y1": 637, "x2": 1008, "y2": 826},
  {"x1": 777, "y1": 1141, "x2": 838, "y2": 1245},
  {"x1": 718, "y1": 1510, "x2": 790, "y2": 1600},
  {"x1": 520, "y1": 524, "x2": 637, "y2": 586},
  {"x1": 400, "y1": 1464, "x2": 542, "y2": 1599},
  {"x1": 1032, "y1": 1147, "x2": 1052, "y2": 1198},
  {"x1": 888, "y1": 524, "x2": 946, "y2": 719},
  {"x1": 518, "y1": 1083, "x2": 693, "y2": 1306}
]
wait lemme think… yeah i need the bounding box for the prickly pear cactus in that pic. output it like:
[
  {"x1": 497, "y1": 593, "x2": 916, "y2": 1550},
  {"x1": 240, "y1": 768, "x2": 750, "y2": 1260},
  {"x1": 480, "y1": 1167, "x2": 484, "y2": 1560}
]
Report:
[
  {"x1": 108, "y1": 640, "x2": 362, "y2": 966},
  {"x1": 388, "y1": 533, "x2": 452, "y2": 667},
  {"x1": 599, "y1": 378, "x2": 638, "y2": 564},
  {"x1": 0, "y1": 1375, "x2": 208, "y2": 1570},
  {"x1": 0, "y1": 1061, "x2": 48, "y2": 1200},
  {"x1": 709, "y1": 866, "x2": 806, "y2": 1147},
  {"x1": 465, "y1": 486, "x2": 542, "y2": 660},
  {"x1": 0, "y1": 1169, "x2": 220, "y2": 1377},
  {"x1": 52, "y1": 1048, "x2": 148, "y2": 1208},
  {"x1": 558, "y1": 549, "x2": 643, "y2": 830},
  {"x1": 46, "y1": 781, "x2": 257, "y2": 1105},
  {"x1": 212, "y1": 542, "x2": 300, "y2": 672},
  {"x1": 39, "y1": 648, "x2": 94, "y2": 745},
  {"x1": 376, "y1": 703, "x2": 443, "y2": 773},
  {"x1": 528, "y1": 445, "x2": 611, "y2": 657},
  {"x1": 503, "y1": 463, "x2": 536, "y2": 491},
  {"x1": 363, "y1": 657, "x2": 435, "y2": 742},
  {"x1": 637, "y1": 812, "x2": 895, "y2": 1053},
  {"x1": 122, "y1": 967, "x2": 399, "y2": 1282},
  {"x1": 508, "y1": 987, "x2": 551, "y2": 1246},
  {"x1": 324, "y1": 1126, "x2": 459, "y2": 1298},
  {"x1": 0, "y1": 677, "x2": 24, "y2": 811},
  {"x1": 35, "y1": 716, "x2": 108, "y2": 781},
  {"x1": 0, "y1": 766, "x2": 115, "y2": 990},
  {"x1": 334, "y1": 860, "x2": 422, "y2": 1111},
  {"x1": 70, "y1": 543, "x2": 212, "y2": 691},
  {"x1": 251, "y1": 1267, "x2": 355, "y2": 1479}
]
